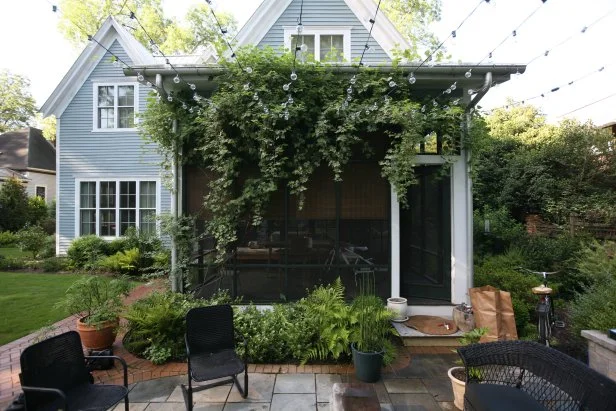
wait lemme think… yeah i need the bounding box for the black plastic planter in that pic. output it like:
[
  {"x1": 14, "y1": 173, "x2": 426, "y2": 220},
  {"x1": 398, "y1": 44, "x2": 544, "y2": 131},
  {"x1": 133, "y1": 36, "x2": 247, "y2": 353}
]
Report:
[{"x1": 351, "y1": 343, "x2": 384, "y2": 383}]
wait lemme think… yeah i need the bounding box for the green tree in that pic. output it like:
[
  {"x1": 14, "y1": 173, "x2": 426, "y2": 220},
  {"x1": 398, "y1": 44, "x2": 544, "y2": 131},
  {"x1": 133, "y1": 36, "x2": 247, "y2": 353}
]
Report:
[
  {"x1": 0, "y1": 177, "x2": 30, "y2": 232},
  {"x1": 0, "y1": 70, "x2": 37, "y2": 133},
  {"x1": 381, "y1": 0, "x2": 443, "y2": 61},
  {"x1": 57, "y1": 0, "x2": 237, "y2": 55},
  {"x1": 36, "y1": 114, "x2": 57, "y2": 145}
]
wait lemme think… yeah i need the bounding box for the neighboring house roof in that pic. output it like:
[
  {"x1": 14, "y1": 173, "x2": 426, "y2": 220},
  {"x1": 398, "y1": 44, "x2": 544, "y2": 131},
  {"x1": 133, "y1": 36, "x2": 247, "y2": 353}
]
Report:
[
  {"x1": 41, "y1": 16, "x2": 156, "y2": 118},
  {"x1": 0, "y1": 167, "x2": 29, "y2": 182},
  {"x1": 0, "y1": 128, "x2": 56, "y2": 172},
  {"x1": 235, "y1": 0, "x2": 410, "y2": 59}
]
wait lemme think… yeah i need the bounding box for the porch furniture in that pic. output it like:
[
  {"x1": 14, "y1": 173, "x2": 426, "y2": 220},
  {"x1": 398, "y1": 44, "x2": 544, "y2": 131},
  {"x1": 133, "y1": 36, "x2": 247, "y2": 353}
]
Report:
[
  {"x1": 331, "y1": 383, "x2": 380, "y2": 411},
  {"x1": 19, "y1": 331, "x2": 129, "y2": 411},
  {"x1": 181, "y1": 305, "x2": 248, "y2": 411},
  {"x1": 458, "y1": 340, "x2": 616, "y2": 411}
]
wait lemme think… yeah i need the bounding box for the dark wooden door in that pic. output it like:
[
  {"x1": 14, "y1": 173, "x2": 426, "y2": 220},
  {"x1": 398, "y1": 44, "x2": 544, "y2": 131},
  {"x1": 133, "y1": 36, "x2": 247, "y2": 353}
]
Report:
[{"x1": 400, "y1": 166, "x2": 451, "y2": 303}]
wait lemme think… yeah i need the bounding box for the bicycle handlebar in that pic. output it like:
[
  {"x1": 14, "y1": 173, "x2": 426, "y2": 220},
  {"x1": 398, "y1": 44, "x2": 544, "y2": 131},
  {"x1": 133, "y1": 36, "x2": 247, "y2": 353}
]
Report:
[{"x1": 515, "y1": 267, "x2": 560, "y2": 277}]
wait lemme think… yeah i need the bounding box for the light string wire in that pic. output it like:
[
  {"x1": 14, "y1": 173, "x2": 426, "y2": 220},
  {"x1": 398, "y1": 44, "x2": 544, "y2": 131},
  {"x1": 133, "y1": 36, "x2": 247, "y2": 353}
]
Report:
[
  {"x1": 472, "y1": 0, "x2": 547, "y2": 70},
  {"x1": 279, "y1": 0, "x2": 305, "y2": 120},
  {"x1": 557, "y1": 90, "x2": 616, "y2": 118},
  {"x1": 525, "y1": 5, "x2": 616, "y2": 66}
]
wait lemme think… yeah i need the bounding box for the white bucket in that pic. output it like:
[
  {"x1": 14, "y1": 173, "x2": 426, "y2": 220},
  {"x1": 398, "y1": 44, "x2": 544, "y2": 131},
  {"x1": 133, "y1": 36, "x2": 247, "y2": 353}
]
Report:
[{"x1": 387, "y1": 297, "x2": 408, "y2": 321}]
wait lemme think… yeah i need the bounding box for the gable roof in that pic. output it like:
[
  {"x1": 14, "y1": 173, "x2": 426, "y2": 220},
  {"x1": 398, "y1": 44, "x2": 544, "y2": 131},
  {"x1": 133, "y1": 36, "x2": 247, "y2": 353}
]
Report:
[
  {"x1": 235, "y1": 0, "x2": 410, "y2": 58},
  {"x1": 0, "y1": 128, "x2": 56, "y2": 172},
  {"x1": 41, "y1": 16, "x2": 155, "y2": 118},
  {"x1": 0, "y1": 168, "x2": 29, "y2": 182}
]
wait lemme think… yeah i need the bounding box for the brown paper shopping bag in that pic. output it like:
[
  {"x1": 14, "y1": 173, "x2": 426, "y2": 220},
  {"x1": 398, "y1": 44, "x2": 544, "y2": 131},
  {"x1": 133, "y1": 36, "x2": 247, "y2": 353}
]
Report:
[{"x1": 469, "y1": 285, "x2": 518, "y2": 342}]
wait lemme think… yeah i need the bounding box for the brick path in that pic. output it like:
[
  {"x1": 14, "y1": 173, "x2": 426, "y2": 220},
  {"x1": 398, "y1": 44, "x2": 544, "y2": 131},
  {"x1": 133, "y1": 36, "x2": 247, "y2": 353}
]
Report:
[{"x1": 0, "y1": 280, "x2": 455, "y2": 407}]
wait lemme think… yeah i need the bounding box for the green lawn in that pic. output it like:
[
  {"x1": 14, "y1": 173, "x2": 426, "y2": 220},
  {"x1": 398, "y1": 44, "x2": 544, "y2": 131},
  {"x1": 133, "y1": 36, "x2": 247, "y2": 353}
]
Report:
[
  {"x1": 0, "y1": 247, "x2": 28, "y2": 259},
  {"x1": 0, "y1": 272, "x2": 81, "y2": 345}
]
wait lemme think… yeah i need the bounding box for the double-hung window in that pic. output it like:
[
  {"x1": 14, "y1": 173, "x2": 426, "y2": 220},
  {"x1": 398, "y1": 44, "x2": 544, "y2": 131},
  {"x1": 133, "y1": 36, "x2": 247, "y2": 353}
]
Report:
[
  {"x1": 93, "y1": 83, "x2": 138, "y2": 131},
  {"x1": 77, "y1": 179, "x2": 158, "y2": 237},
  {"x1": 285, "y1": 27, "x2": 351, "y2": 62}
]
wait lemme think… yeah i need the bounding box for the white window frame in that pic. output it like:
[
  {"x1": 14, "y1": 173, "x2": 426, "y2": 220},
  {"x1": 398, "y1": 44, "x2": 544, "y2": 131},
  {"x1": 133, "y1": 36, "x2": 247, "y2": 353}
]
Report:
[
  {"x1": 284, "y1": 26, "x2": 351, "y2": 62},
  {"x1": 92, "y1": 82, "x2": 139, "y2": 132},
  {"x1": 34, "y1": 185, "x2": 47, "y2": 200},
  {"x1": 74, "y1": 178, "x2": 161, "y2": 239}
]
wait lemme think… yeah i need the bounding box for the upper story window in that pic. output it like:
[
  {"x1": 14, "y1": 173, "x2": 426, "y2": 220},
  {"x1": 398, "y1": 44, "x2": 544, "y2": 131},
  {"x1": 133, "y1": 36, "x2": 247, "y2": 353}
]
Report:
[
  {"x1": 92, "y1": 83, "x2": 138, "y2": 131},
  {"x1": 284, "y1": 27, "x2": 351, "y2": 62}
]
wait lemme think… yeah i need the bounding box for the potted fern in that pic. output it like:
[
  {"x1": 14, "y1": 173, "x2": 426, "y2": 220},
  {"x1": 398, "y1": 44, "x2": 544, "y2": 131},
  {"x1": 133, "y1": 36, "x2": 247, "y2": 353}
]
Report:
[
  {"x1": 350, "y1": 271, "x2": 395, "y2": 382},
  {"x1": 448, "y1": 327, "x2": 488, "y2": 410},
  {"x1": 57, "y1": 275, "x2": 132, "y2": 350}
]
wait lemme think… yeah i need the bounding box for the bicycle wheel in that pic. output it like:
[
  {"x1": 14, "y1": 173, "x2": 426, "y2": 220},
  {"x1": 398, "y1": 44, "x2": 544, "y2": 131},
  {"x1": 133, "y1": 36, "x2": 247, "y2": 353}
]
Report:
[{"x1": 536, "y1": 302, "x2": 551, "y2": 346}]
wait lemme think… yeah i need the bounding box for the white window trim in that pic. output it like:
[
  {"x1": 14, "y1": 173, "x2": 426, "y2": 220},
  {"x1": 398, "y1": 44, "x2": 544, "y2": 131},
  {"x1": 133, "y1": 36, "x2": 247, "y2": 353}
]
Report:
[
  {"x1": 74, "y1": 178, "x2": 161, "y2": 239},
  {"x1": 34, "y1": 185, "x2": 47, "y2": 200},
  {"x1": 283, "y1": 26, "x2": 352, "y2": 62},
  {"x1": 92, "y1": 82, "x2": 139, "y2": 133}
]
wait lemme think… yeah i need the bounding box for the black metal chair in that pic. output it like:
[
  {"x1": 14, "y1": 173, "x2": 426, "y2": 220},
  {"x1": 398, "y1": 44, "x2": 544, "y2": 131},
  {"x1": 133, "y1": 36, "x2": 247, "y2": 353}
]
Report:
[
  {"x1": 458, "y1": 340, "x2": 616, "y2": 411},
  {"x1": 19, "y1": 331, "x2": 129, "y2": 411},
  {"x1": 181, "y1": 305, "x2": 248, "y2": 411}
]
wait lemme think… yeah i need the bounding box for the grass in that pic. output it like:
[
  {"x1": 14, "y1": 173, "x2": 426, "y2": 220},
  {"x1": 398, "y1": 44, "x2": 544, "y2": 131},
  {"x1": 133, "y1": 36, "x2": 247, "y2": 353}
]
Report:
[{"x1": 0, "y1": 272, "x2": 82, "y2": 345}]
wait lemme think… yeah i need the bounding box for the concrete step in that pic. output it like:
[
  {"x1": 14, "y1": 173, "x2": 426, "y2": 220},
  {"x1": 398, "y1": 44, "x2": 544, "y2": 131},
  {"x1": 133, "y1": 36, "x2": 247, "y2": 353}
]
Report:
[{"x1": 392, "y1": 316, "x2": 463, "y2": 347}]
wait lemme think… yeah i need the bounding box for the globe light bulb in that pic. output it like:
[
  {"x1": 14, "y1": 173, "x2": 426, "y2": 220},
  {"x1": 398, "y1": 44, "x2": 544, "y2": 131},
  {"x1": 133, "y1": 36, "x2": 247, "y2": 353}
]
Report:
[
  {"x1": 283, "y1": 83, "x2": 290, "y2": 91},
  {"x1": 284, "y1": 111, "x2": 289, "y2": 120},
  {"x1": 445, "y1": 88, "x2": 451, "y2": 94},
  {"x1": 173, "y1": 75, "x2": 180, "y2": 84},
  {"x1": 290, "y1": 71, "x2": 298, "y2": 81},
  {"x1": 346, "y1": 95, "x2": 352, "y2": 102},
  {"x1": 167, "y1": 95, "x2": 173, "y2": 102},
  {"x1": 245, "y1": 67, "x2": 253, "y2": 74},
  {"x1": 465, "y1": 70, "x2": 472, "y2": 79},
  {"x1": 253, "y1": 93, "x2": 259, "y2": 101},
  {"x1": 190, "y1": 83, "x2": 196, "y2": 91},
  {"x1": 347, "y1": 87, "x2": 353, "y2": 95},
  {"x1": 300, "y1": 44, "x2": 308, "y2": 53},
  {"x1": 365, "y1": 109, "x2": 370, "y2": 115},
  {"x1": 257, "y1": 100, "x2": 263, "y2": 107},
  {"x1": 264, "y1": 107, "x2": 269, "y2": 114},
  {"x1": 244, "y1": 83, "x2": 250, "y2": 91},
  {"x1": 432, "y1": 100, "x2": 438, "y2": 107},
  {"x1": 452, "y1": 98, "x2": 460, "y2": 105},
  {"x1": 287, "y1": 95, "x2": 294, "y2": 104},
  {"x1": 146, "y1": 82, "x2": 152, "y2": 88},
  {"x1": 189, "y1": 107, "x2": 194, "y2": 113},
  {"x1": 451, "y1": 82, "x2": 457, "y2": 91},
  {"x1": 389, "y1": 80, "x2": 396, "y2": 88},
  {"x1": 137, "y1": 73, "x2": 144, "y2": 82},
  {"x1": 350, "y1": 75, "x2": 357, "y2": 85},
  {"x1": 296, "y1": 24, "x2": 303, "y2": 34},
  {"x1": 343, "y1": 100, "x2": 349, "y2": 108},
  {"x1": 468, "y1": 89, "x2": 475, "y2": 95},
  {"x1": 193, "y1": 94, "x2": 200, "y2": 102},
  {"x1": 182, "y1": 103, "x2": 187, "y2": 110},
  {"x1": 408, "y1": 73, "x2": 416, "y2": 84}
]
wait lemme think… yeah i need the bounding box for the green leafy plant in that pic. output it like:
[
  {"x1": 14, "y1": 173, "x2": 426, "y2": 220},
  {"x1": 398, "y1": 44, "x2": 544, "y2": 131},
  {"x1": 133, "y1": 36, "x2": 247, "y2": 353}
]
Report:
[
  {"x1": 42, "y1": 256, "x2": 70, "y2": 272},
  {"x1": 67, "y1": 235, "x2": 109, "y2": 269},
  {"x1": 295, "y1": 278, "x2": 352, "y2": 364},
  {"x1": 56, "y1": 275, "x2": 133, "y2": 326},
  {"x1": 0, "y1": 231, "x2": 16, "y2": 246},
  {"x1": 15, "y1": 225, "x2": 48, "y2": 259},
  {"x1": 452, "y1": 327, "x2": 489, "y2": 381},
  {"x1": 99, "y1": 248, "x2": 141, "y2": 275}
]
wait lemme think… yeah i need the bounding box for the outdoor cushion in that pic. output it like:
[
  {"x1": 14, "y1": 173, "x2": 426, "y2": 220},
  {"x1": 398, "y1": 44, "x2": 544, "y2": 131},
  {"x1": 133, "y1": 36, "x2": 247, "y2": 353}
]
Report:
[
  {"x1": 189, "y1": 349, "x2": 245, "y2": 382},
  {"x1": 465, "y1": 384, "x2": 548, "y2": 411}
]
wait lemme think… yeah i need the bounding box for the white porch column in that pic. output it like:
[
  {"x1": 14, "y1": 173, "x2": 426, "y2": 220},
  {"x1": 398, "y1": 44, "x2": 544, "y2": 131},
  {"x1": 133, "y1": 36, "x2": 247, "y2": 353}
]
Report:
[
  {"x1": 451, "y1": 154, "x2": 472, "y2": 304},
  {"x1": 390, "y1": 186, "x2": 400, "y2": 298}
]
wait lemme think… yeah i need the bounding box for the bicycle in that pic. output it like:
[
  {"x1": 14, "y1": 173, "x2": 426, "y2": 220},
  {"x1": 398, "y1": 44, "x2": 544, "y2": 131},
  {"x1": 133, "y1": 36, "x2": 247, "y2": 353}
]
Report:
[{"x1": 517, "y1": 268, "x2": 566, "y2": 346}]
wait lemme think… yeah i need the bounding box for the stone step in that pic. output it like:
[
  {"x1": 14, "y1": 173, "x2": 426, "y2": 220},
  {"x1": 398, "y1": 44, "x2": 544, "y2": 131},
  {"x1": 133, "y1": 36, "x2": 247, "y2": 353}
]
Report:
[{"x1": 393, "y1": 320, "x2": 463, "y2": 347}]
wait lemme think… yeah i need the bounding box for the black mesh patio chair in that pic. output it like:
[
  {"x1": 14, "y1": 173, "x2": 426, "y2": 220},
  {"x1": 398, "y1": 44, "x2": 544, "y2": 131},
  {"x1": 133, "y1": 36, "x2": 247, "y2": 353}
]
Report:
[
  {"x1": 181, "y1": 305, "x2": 248, "y2": 411},
  {"x1": 458, "y1": 340, "x2": 616, "y2": 411},
  {"x1": 19, "y1": 331, "x2": 129, "y2": 411}
]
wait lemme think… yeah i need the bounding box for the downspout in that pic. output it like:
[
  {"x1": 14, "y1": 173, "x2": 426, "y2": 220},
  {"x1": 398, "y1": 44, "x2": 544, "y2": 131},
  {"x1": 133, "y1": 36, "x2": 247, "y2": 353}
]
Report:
[{"x1": 463, "y1": 72, "x2": 492, "y2": 301}]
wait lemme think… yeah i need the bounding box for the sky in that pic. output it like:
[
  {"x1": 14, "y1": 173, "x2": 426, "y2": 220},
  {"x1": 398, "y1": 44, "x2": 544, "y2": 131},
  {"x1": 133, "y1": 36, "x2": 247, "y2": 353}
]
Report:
[{"x1": 2, "y1": 0, "x2": 616, "y2": 126}]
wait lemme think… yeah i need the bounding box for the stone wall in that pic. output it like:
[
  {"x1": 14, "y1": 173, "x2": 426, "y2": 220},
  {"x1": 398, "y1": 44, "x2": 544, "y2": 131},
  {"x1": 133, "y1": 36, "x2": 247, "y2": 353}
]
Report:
[{"x1": 581, "y1": 330, "x2": 616, "y2": 381}]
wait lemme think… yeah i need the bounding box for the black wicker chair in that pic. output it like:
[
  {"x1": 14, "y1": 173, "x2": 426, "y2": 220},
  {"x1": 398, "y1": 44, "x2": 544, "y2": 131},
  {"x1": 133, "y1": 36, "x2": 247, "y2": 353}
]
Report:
[
  {"x1": 19, "y1": 331, "x2": 129, "y2": 411},
  {"x1": 181, "y1": 305, "x2": 248, "y2": 411},
  {"x1": 458, "y1": 340, "x2": 616, "y2": 411}
]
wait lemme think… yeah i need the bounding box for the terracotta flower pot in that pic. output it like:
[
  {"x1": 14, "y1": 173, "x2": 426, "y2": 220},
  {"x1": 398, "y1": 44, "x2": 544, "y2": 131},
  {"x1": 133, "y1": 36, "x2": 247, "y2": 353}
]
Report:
[
  {"x1": 448, "y1": 366, "x2": 466, "y2": 410},
  {"x1": 76, "y1": 317, "x2": 119, "y2": 350}
]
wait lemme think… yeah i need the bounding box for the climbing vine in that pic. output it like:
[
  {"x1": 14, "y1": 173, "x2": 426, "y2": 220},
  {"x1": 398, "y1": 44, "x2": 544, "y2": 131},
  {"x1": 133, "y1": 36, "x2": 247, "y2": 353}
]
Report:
[{"x1": 140, "y1": 46, "x2": 468, "y2": 259}]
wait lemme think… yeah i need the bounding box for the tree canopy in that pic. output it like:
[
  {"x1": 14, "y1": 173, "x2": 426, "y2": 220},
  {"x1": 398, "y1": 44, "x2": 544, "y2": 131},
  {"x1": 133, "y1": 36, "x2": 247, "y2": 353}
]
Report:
[
  {"x1": 57, "y1": 0, "x2": 237, "y2": 55},
  {"x1": 0, "y1": 70, "x2": 37, "y2": 134}
]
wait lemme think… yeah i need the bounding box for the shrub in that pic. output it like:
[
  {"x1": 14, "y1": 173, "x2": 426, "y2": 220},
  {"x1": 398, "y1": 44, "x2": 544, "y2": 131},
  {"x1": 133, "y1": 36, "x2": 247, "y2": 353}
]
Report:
[
  {"x1": 122, "y1": 227, "x2": 165, "y2": 274},
  {"x1": 570, "y1": 278, "x2": 616, "y2": 343},
  {"x1": 107, "y1": 238, "x2": 130, "y2": 255},
  {"x1": 473, "y1": 207, "x2": 526, "y2": 258},
  {"x1": 123, "y1": 290, "x2": 233, "y2": 364},
  {"x1": 27, "y1": 196, "x2": 48, "y2": 226},
  {"x1": 99, "y1": 248, "x2": 141, "y2": 275},
  {"x1": 0, "y1": 231, "x2": 16, "y2": 246},
  {"x1": 42, "y1": 256, "x2": 70, "y2": 272},
  {"x1": 0, "y1": 177, "x2": 29, "y2": 231},
  {"x1": 474, "y1": 251, "x2": 538, "y2": 336},
  {"x1": 40, "y1": 235, "x2": 56, "y2": 259},
  {"x1": 574, "y1": 240, "x2": 616, "y2": 285},
  {"x1": 67, "y1": 235, "x2": 109, "y2": 269},
  {"x1": 0, "y1": 255, "x2": 25, "y2": 270},
  {"x1": 15, "y1": 225, "x2": 48, "y2": 259},
  {"x1": 515, "y1": 234, "x2": 585, "y2": 272}
]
